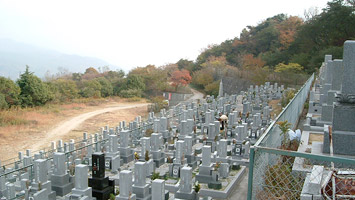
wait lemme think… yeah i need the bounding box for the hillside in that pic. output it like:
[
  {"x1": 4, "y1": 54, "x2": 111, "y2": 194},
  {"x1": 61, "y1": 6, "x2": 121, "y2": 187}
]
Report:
[{"x1": 0, "y1": 39, "x2": 116, "y2": 80}]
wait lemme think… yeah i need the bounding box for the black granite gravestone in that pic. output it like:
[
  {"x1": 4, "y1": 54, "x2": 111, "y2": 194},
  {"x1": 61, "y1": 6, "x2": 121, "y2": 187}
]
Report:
[{"x1": 89, "y1": 153, "x2": 114, "y2": 200}]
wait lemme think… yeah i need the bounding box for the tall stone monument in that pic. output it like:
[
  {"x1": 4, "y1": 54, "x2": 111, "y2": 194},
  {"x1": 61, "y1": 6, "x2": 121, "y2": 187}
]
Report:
[{"x1": 324, "y1": 41, "x2": 355, "y2": 155}]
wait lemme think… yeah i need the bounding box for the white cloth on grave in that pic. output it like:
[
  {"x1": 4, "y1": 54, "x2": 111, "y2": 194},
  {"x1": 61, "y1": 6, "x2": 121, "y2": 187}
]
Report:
[{"x1": 288, "y1": 129, "x2": 301, "y2": 141}]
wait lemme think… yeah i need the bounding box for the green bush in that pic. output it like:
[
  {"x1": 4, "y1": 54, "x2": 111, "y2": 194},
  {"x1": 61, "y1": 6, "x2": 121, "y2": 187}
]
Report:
[
  {"x1": 96, "y1": 77, "x2": 113, "y2": 97},
  {"x1": 151, "y1": 172, "x2": 160, "y2": 180},
  {"x1": 204, "y1": 80, "x2": 220, "y2": 97},
  {"x1": 52, "y1": 79, "x2": 79, "y2": 102},
  {"x1": 80, "y1": 79, "x2": 102, "y2": 98},
  {"x1": 0, "y1": 77, "x2": 21, "y2": 106},
  {"x1": 0, "y1": 94, "x2": 8, "y2": 109},
  {"x1": 119, "y1": 89, "x2": 142, "y2": 98}
]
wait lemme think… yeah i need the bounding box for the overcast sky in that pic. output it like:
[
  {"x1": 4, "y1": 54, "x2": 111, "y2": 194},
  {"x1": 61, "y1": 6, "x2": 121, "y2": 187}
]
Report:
[{"x1": 0, "y1": 0, "x2": 329, "y2": 72}]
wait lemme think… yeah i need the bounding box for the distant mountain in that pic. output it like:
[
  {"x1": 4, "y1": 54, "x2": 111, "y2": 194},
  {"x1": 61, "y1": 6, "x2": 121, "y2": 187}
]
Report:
[{"x1": 0, "y1": 39, "x2": 117, "y2": 80}]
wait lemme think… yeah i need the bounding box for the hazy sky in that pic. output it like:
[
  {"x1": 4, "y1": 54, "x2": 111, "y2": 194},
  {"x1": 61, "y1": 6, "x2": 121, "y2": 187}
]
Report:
[{"x1": 0, "y1": 0, "x2": 329, "y2": 71}]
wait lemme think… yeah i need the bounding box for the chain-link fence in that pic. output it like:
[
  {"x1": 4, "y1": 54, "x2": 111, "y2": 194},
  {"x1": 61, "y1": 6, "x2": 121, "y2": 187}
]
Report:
[{"x1": 247, "y1": 73, "x2": 355, "y2": 200}]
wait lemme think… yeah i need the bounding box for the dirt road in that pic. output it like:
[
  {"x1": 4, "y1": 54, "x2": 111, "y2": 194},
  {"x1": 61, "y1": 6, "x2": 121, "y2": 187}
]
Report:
[
  {"x1": 0, "y1": 100, "x2": 150, "y2": 162},
  {"x1": 30, "y1": 103, "x2": 150, "y2": 151},
  {"x1": 188, "y1": 88, "x2": 204, "y2": 101}
]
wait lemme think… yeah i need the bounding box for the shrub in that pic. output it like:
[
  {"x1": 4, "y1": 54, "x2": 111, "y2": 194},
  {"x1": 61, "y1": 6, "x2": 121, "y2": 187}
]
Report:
[
  {"x1": 80, "y1": 79, "x2": 102, "y2": 98},
  {"x1": 119, "y1": 89, "x2": 142, "y2": 98},
  {"x1": 0, "y1": 77, "x2": 21, "y2": 106},
  {"x1": 151, "y1": 172, "x2": 160, "y2": 180},
  {"x1": 0, "y1": 94, "x2": 8, "y2": 109}
]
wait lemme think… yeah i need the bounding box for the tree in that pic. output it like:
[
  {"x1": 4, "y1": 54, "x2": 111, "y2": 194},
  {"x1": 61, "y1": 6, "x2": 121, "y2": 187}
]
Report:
[
  {"x1": 276, "y1": 16, "x2": 303, "y2": 50},
  {"x1": 17, "y1": 66, "x2": 52, "y2": 107},
  {"x1": 192, "y1": 68, "x2": 214, "y2": 88},
  {"x1": 96, "y1": 77, "x2": 113, "y2": 97},
  {"x1": 80, "y1": 79, "x2": 102, "y2": 98},
  {"x1": 241, "y1": 54, "x2": 266, "y2": 69},
  {"x1": 0, "y1": 77, "x2": 21, "y2": 106},
  {"x1": 274, "y1": 63, "x2": 303, "y2": 73},
  {"x1": 170, "y1": 69, "x2": 192, "y2": 91},
  {"x1": 52, "y1": 79, "x2": 79, "y2": 102},
  {"x1": 126, "y1": 74, "x2": 145, "y2": 91},
  {"x1": 82, "y1": 67, "x2": 100, "y2": 80},
  {"x1": 176, "y1": 59, "x2": 195, "y2": 72},
  {"x1": 204, "y1": 81, "x2": 220, "y2": 96}
]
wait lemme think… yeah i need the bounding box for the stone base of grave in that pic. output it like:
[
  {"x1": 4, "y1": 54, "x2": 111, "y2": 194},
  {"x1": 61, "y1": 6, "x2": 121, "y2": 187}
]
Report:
[
  {"x1": 120, "y1": 148, "x2": 134, "y2": 164},
  {"x1": 105, "y1": 154, "x2": 120, "y2": 173},
  {"x1": 0, "y1": 189, "x2": 6, "y2": 197},
  {"x1": 195, "y1": 173, "x2": 212, "y2": 184},
  {"x1": 169, "y1": 164, "x2": 181, "y2": 177},
  {"x1": 33, "y1": 189, "x2": 48, "y2": 199},
  {"x1": 116, "y1": 194, "x2": 136, "y2": 200},
  {"x1": 48, "y1": 191, "x2": 57, "y2": 200},
  {"x1": 132, "y1": 184, "x2": 151, "y2": 200},
  {"x1": 216, "y1": 156, "x2": 231, "y2": 164},
  {"x1": 66, "y1": 194, "x2": 91, "y2": 200},
  {"x1": 164, "y1": 190, "x2": 169, "y2": 200},
  {"x1": 121, "y1": 154, "x2": 134, "y2": 164},
  {"x1": 52, "y1": 182, "x2": 73, "y2": 197},
  {"x1": 208, "y1": 181, "x2": 222, "y2": 190},
  {"x1": 308, "y1": 101, "x2": 322, "y2": 114},
  {"x1": 89, "y1": 177, "x2": 110, "y2": 190},
  {"x1": 187, "y1": 161, "x2": 198, "y2": 169},
  {"x1": 71, "y1": 187, "x2": 92, "y2": 198},
  {"x1": 321, "y1": 104, "x2": 333, "y2": 122},
  {"x1": 186, "y1": 155, "x2": 197, "y2": 169},
  {"x1": 51, "y1": 174, "x2": 74, "y2": 196},
  {"x1": 153, "y1": 157, "x2": 165, "y2": 168},
  {"x1": 332, "y1": 130, "x2": 355, "y2": 155},
  {"x1": 175, "y1": 189, "x2": 196, "y2": 200},
  {"x1": 92, "y1": 186, "x2": 115, "y2": 200}
]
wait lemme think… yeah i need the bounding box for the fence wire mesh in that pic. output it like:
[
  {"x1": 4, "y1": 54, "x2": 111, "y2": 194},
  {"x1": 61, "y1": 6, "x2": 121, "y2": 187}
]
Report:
[
  {"x1": 248, "y1": 73, "x2": 355, "y2": 200},
  {"x1": 252, "y1": 148, "x2": 355, "y2": 200}
]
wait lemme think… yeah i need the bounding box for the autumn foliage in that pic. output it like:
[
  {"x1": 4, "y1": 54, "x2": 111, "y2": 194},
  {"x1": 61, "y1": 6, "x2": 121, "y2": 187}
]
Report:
[{"x1": 170, "y1": 69, "x2": 192, "y2": 91}]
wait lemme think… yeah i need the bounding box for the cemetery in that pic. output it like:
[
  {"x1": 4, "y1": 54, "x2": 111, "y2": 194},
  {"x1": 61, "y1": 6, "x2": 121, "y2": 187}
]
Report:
[
  {"x1": 0, "y1": 58, "x2": 287, "y2": 199},
  {"x1": 246, "y1": 40, "x2": 355, "y2": 200},
  {"x1": 0, "y1": 41, "x2": 354, "y2": 200},
  {"x1": 296, "y1": 41, "x2": 355, "y2": 199}
]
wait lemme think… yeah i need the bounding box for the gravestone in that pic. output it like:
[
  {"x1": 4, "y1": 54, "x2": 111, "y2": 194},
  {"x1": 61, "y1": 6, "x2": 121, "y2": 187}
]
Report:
[
  {"x1": 175, "y1": 166, "x2": 196, "y2": 200},
  {"x1": 119, "y1": 130, "x2": 134, "y2": 163},
  {"x1": 324, "y1": 41, "x2": 355, "y2": 155},
  {"x1": 89, "y1": 153, "x2": 114, "y2": 200},
  {"x1": 66, "y1": 164, "x2": 92, "y2": 199},
  {"x1": 116, "y1": 170, "x2": 136, "y2": 200},
  {"x1": 105, "y1": 135, "x2": 120, "y2": 173},
  {"x1": 184, "y1": 136, "x2": 197, "y2": 168},
  {"x1": 32, "y1": 159, "x2": 56, "y2": 200},
  {"x1": 152, "y1": 179, "x2": 168, "y2": 200},
  {"x1": 170, "y1": 140, "x2": 186, "y2": 178},
  {"x1": 132, "y1": 162, "x2": 151, "y2": 200},
  {"x1": 196, "y1": 146, "x2": 213, "y2": 183},
  {"x1": 217, "y1": 139, "x2": 229, "y2": 162},
  {"x1": 51, "y1": 153, "x2": 74, "y2": 196},
  {"x1": 151, "y1": 133, "x2": 165, "y2": 168}
]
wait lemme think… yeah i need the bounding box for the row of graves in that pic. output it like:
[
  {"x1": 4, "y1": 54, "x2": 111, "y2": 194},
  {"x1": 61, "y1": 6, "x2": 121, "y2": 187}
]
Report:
[
  {"x1": 0, "y1": 80, "x2": 286, "y2": 199},
  {"x1": 292, "y1": 41, "x2": 355, "y2": 199}
]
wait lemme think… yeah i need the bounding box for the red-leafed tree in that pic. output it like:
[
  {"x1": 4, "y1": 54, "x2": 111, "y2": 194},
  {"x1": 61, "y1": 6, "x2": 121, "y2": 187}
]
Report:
[{"x1": 170, "y1": 69, "x2": 192, "y2": 91}]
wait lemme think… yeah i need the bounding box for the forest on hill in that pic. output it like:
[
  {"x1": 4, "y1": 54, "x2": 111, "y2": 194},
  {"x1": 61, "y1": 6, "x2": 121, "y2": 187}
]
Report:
[
  {"x1": 0, "y1": 0, "x2": 354, "y2": 109},
  {"x1": 185, "y1": 0, "x2": 355, "y2": 95}
]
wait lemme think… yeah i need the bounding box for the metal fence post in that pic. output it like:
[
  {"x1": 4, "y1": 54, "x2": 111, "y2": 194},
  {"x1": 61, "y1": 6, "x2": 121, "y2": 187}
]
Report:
[{"x1": 247, "y1": 146, "x2": 255, "y2": 200}]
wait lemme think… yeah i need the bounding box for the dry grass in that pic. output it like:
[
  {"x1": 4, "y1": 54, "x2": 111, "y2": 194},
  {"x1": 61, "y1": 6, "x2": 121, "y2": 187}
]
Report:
[
  {"x1": 269, "y1": 100, "x2": 282, "y2": 119},
  {"x1": 0, "y1": 97, "x2": 148, "y2": 162},
  {"x1": 308, "y1": 133, "x2": 323, "y2": 145}
]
